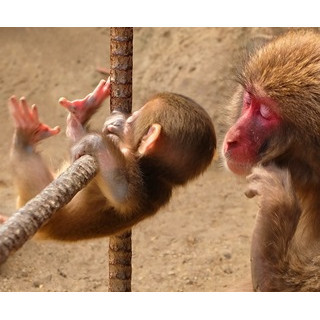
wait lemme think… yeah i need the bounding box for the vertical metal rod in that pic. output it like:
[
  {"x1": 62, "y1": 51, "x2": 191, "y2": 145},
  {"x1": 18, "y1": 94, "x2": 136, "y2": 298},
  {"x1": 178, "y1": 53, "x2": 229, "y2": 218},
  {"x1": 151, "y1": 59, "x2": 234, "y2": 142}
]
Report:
[{"x1": 108, "y1": 27, "x2": 133, "y2": 292}]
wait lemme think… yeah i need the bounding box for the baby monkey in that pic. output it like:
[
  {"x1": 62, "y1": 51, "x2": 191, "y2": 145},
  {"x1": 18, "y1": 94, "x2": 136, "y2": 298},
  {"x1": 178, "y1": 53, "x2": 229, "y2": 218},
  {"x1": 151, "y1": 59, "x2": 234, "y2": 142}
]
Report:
[{"x1": 8, "y1": 79, "x2": 216, "y2": 241}]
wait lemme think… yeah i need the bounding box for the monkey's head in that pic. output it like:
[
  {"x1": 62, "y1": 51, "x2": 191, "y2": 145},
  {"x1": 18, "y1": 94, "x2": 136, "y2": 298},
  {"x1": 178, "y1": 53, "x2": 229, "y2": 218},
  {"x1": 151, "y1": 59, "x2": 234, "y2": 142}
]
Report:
[
  {"x1": 124, "y1": 92, "x2": 216, "y2": 185},
  {"x1": 223, "y1": 29, "x2": 320, "y2": 176}
]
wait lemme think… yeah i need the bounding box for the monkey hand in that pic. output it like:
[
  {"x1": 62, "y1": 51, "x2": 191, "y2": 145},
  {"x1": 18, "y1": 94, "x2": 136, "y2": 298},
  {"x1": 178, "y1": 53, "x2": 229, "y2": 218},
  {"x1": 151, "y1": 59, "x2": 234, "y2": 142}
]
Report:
[
  {"x1": 102, "y1": 111, "x2": 128, "y2": 139},
  {"x1": 245, "y1": 164, "x2": 297, "y2": 209},
  {"x1": 59, "y1": 78, "x2": 111, "y2": 124},
  {"x1": 71, "y1": 133, "x2": 109, "y2": 162},
  {"x1": 9, "y1": 96, "x2": 60, "y2": 146}
]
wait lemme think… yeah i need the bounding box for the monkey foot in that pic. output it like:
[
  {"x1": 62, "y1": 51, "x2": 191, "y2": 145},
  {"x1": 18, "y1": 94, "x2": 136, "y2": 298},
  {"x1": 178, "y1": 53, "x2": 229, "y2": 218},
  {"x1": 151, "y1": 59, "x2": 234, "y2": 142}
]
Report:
[
  {"x1": 59, "y1": 78, "x2": 111, "y2": 124},
  {"x1": 9, "y1": 96, "x2": 60, "y2": 144}
]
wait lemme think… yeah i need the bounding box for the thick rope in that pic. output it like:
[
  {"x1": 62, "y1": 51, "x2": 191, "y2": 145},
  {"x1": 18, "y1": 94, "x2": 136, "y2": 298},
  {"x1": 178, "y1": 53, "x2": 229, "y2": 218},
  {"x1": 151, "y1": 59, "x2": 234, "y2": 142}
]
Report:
[{"x1": 0, "y1": 155, "x2": 98, "y2": 264}]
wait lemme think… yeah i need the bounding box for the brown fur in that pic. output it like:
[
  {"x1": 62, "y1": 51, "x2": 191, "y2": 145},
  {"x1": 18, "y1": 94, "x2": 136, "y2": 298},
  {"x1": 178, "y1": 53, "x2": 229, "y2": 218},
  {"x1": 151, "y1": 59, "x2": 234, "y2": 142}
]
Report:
[
  {"x1": 11, "y1": 92, "x2": 216, "y2": 241},
  {"x1": 230, "y1": 29, "x2": 320, "y2": 291}
]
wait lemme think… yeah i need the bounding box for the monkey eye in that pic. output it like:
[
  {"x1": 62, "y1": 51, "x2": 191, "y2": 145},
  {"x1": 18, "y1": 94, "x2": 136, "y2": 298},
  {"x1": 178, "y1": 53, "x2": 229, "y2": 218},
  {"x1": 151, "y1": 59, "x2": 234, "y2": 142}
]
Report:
[{"x1": 259, "y1": 104, "x2": 272, "y2": 119}]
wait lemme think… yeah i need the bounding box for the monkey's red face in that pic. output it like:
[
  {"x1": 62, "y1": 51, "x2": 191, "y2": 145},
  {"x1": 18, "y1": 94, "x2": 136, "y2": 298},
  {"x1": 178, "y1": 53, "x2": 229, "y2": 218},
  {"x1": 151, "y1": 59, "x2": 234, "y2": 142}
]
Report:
[{"x1": 223, "y1": 90, "x2": 281, "y2": 175}]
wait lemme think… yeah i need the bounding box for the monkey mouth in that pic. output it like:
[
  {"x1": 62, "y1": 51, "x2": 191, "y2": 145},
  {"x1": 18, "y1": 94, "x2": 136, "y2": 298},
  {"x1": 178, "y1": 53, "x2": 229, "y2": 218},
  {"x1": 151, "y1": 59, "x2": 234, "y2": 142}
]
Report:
[{"x1": 224, "y1": 156, "x2": 254, "y2": 176}]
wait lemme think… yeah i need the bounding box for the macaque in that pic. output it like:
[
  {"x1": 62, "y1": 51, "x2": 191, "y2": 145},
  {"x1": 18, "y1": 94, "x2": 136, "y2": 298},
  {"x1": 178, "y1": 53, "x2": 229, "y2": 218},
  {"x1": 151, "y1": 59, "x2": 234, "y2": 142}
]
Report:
[
  {"x1": 8, "y1": 78, "x2": 216, "y2": 241},
  {"x1": 222, "y1": 29, "x2": 320, "y2": 291}
]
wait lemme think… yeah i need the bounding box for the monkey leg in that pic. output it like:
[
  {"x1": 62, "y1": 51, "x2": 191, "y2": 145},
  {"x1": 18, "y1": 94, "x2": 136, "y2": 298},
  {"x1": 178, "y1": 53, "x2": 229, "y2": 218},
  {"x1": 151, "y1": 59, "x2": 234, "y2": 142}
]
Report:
[
  {"x1": 8, "y1": 96, "x2": 59, "y2": 207},
  {"x1": 59, "y1": 78, "x2": 111, "y2": 124}
]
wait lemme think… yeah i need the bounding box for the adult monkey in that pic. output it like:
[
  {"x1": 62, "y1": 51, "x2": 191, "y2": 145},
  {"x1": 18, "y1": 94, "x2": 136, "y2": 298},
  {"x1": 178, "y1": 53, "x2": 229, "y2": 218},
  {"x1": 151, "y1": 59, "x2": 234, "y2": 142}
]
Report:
[{"x1": 222, "y1": 29, "x2": 320, "y2": 291}]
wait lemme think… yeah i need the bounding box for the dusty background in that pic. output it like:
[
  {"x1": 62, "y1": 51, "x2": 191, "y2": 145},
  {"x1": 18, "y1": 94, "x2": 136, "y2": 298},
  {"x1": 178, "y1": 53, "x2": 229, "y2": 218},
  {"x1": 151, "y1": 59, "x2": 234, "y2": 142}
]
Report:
[{"x1": 0, "y1": 27, "x2": 291, "y2": 292}]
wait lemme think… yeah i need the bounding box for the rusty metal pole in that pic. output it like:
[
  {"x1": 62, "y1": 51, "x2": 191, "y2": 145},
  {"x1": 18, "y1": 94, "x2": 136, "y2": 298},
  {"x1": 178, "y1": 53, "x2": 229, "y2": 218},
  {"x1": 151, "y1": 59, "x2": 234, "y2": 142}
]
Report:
[{"x1": 108, "y1": 27, "x2": 133, "y2": 292}]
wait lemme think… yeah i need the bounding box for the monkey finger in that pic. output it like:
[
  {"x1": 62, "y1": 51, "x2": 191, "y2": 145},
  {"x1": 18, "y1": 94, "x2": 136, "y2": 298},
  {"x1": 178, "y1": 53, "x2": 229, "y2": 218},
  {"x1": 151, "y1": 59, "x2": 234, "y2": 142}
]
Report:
[
  {"x1": 92, "y1": 79, "x2": 107, "y2": 95},
  {"x1": 92, "y1": 79, "x2": 111, "y2": 102},
  {"x1": 8, "y1": 96, "x2": 26, "y2": 127},
  {"x1": 245, "y1": 188, "x2": 258, "y2": 198},
  {"x1": 104, "y1": 76, "x2": 111, "y2": 89},
  {"x1": 19, "y1": 97, "x2": 31, "y2": 116},
  {"x1": 8, "y1": 96, "x2": 19, "y2": 117},
  {"x1": 31, "y1": 104, "x2": 39, "y2": 121},
  {"x1": 8, "y1": 95, "x2": 19, "y2": 109},
  {"x1": 8, "y1": 96, "x2": 21, "y2": 116},
  {"x1": 36, "y1": 124, "x2": 61, "y2": 141},
  {"x1": 59, "y1": 97, "x2": 85, "y2": 115},
  {"x1": 19, "y1": 97, "x2": 40, "y2": 128},
  {"x1": 19, "y1": 97, "x2": 38, "y2": 126},
  {"x1": 59, "y1": 97, "x2": 72, "y2": 108},
  {"x1": 102, "y1": 79, "x2": 111, "y2": 97},
  {"x1": 59, "y1": 97, "x2": 79, "y2": 114},
  {"x1": 50, "y1": 125, "x2": 61, "y2": 135}
]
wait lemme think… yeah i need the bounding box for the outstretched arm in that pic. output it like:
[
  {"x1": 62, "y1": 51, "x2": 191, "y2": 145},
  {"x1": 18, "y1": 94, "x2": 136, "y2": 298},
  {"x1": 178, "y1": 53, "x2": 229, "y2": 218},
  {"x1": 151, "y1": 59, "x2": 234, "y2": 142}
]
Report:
[{"x1": 71, "y1": 132, "x2": 143, "y2": 214}]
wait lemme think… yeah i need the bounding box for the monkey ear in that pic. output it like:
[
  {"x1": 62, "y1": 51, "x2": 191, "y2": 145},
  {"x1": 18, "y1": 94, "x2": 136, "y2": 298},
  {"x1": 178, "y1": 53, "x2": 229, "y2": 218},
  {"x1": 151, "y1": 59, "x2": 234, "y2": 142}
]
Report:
[{"x1": 138, "y1": 124, "x2": 162, "y2": 155}]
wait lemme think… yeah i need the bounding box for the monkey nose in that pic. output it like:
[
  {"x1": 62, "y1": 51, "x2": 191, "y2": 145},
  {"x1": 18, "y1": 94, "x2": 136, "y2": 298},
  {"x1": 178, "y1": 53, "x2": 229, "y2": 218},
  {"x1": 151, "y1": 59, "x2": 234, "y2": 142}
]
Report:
[
  {"x1": 224, "y1": 128, "x2": 241, "y2": 152},
  {"x1": 227, "y1": 139, "x2": 238, "y2": 147},
  {"x1": 225, "y1": 140, "x2": 239, "y2": 152}
]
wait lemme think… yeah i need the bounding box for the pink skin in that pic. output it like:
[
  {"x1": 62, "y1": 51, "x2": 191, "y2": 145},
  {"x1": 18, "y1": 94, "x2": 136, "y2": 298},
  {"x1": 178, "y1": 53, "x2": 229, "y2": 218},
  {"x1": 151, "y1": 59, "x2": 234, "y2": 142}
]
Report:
[
  {"x1": 223, "y1": 91, "x2": 281, "y2": 175},
  {"x1": 8, "y1": 79, "x2": 111, "y2": 146},
  {"x1": 9, "y1": 96, "x2": 60, "y2": 145},
  {"x1": 59, "y1": 78, "x2": 111, "y2": 125},
  {"x1": 59, "y1": 78, "x2": 111, "y2": 142}
]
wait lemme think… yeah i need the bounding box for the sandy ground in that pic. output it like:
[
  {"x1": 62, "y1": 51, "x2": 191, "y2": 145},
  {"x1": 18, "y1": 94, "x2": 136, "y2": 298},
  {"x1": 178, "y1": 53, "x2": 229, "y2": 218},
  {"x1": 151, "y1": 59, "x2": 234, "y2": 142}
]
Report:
[{"x1": 0, "y1": 27, "x2": 290, "y2": 292}]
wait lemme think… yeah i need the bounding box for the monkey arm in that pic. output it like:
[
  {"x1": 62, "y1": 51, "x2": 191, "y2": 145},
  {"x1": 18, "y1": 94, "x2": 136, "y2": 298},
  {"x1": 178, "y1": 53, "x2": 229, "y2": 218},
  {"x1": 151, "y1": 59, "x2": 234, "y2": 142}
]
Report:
[
  {"x1": 34, "y1": 132, "x2": 145, "y2": 241},
  {"x1": 71, "y1": 133, "x2": 144, "y2": 214},
  {"x1": 246, "y1": 165, "x2": 303, "y2": 291},
  {"x1": 11, "y1": 147, "x2": 56, "y2": 207}
]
